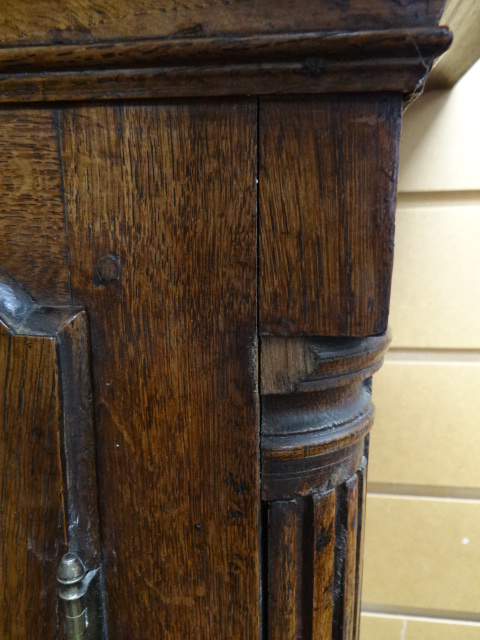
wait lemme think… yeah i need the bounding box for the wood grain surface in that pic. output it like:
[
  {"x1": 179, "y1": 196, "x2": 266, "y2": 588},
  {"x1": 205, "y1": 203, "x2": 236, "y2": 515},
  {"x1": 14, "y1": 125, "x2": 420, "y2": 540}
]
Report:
[
  {"x1": 260, "y1": 333, "x2": 390, "y2": 506},
  {"x1": 0, "y1": 30, "x2": 450, "y2": 75},
  {"x1": 56, "y1": 310, "x2": 102, "y2": 569},
  {"x1": 0, "y1": 110, "x2": 71, "y2": 304},
  {"x1": 260, "y1": 333, "x2": 391, "y2": 395},
  {"x1": 353, "y1": 458, "x2": 368, "y2": 640},
  {"x1": 259, "y1": 95, "x2": 402, "y2": 337},
  {"x1": 0, "y1": 332, "x2": 65, "y2": 639},
  {"x1": 0, "y1": 0, "x2": 445, "y2": 46},
  {"x1": 312, "y1": 490, "x2": 336, "y2": 640},
  {"x1": 59, "y1": 101, "x2": 259, "y2": 638},
  {"x1": 0, "y1": 29, "x2": 451, "y2": 103},
  {"x1": 333, "y1": 475, "x2": 359, "y2": 640},
  {"x1": 268, "y1": 500, "x2": 298, "y2": 639},
  {"x1": 260, "y1": 334, "x2": 387, "y2": 639},
  {"x1": 264, "y1": 478, "x2": 367, "y2": 639},
  {"x1": 0, "y1": 97, "x2": 396, "y2": 638}
]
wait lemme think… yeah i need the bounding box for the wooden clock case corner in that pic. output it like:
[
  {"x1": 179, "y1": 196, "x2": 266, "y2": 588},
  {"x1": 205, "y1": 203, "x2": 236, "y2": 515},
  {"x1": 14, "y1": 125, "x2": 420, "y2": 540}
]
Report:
[{"x1": 0, "y1": 1, "x2": 450, "y2": 638}]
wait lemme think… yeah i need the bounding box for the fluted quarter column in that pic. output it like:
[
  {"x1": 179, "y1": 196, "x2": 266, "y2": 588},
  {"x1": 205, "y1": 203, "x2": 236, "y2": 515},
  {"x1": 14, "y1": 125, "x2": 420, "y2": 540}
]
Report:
[{"x1": 260, "y1": 332, "x2": 391, "y2": 640}]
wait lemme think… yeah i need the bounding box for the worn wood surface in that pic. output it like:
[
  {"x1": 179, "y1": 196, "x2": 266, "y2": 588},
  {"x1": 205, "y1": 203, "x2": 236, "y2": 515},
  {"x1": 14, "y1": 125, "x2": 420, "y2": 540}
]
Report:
[
  {"x1": 259, "y1": 95, "x2": 402, "y2": 337},
  {"x1": 0, "y1": 110, "x2": 70, "y2": 304},
  {"x1": 0, "y1": 275, "x2": 106, "y2": 635},
  {"x1": 260, "y1": 333, "x2": 391, "y2": 395},
  {"x1": 261, "y1": 334, "x2": 388, "y2": 639},
  {"x1": 341, "y1": 475, "x2": 359, "y2": 640},
  {"x1": 267, "y1": 500, "x2": 300, "y2": 640},
  {"x1": 0, "y1": 4, "x2": 435, "y2": 633},
  {"x1": 59, "y1": 102, "x2": 259, "y2": 638},
  {"x1": 0, "y1": 30, "x2": 450, "y2": 74},
  {"x1": 0, "y1": 94, "x2": 398, "y2": 638},
  {"x1": 264, "y1": 479, "x2": 365, "y2": 640},
  {"x1": 0, "y1": 29, "x2": 450, "y2": 103},
  {"x1": 56, "y1": 311, "x2": 102, "y2": 568},
  {"x1": 0, "y1": 0, "x2": 445, "y2": 46},
  {"x1": 268, "y1": 500, "x2": 298, "y2": 640},
  {"x1": 0, "y1": 332, "x2": 65, "y2": 639},
  {"x1": 260, "y1": 334, "x2": 390, "y2": 502},
  {"x1": 312, "y1": 490, "x2": 336, "y2": 640},
  {"x1": 353, "y1": 458, "x2": 368, "y2": 640}
]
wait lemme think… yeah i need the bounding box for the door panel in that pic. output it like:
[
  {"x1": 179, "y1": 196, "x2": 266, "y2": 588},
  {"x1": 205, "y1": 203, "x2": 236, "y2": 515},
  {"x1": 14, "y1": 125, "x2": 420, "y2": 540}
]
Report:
[
  {"x1": 0, "y1": 110, "x2": 70, "y2": 304},
  {"x1": 0, "y1": 328, "x2": 64, "y2": 639},
  {"x1": 59, "y1": 102, "x2": 259, "y2": 638}
]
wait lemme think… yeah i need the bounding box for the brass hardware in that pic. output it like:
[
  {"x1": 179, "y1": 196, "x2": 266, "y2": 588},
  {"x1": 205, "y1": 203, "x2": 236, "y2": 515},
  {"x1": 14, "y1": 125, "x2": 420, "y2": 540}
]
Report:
[{"x1": 57, "y1": 553, "x2": 102, "y2": 639}]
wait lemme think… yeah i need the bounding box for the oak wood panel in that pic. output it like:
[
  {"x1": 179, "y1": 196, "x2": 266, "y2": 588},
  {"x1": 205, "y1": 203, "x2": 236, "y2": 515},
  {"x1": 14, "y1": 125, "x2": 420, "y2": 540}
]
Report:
[
  {"x1": 0, "y1": 51, "x2": 445, "y2": 104},
  {"x1": 312, "y1": 490, "x2": 336, "y2": 640},
  {"x1": 0, "y1": 30, "x2": 450, "y2": 75},
  {"x1": 260, "y1": 334, "x2": 388, "y2": 638},
  {"x1": 363, "y1": 495, "x2": 480, "y2": 614},
  {"x1": 0, "y1": 277, "x2": 107, "y2": 636},
  {"x1": 268, "y1": 500, "x2": 298, "y2": 639},
  {"x1": 331, "y1": 476, "x2": 360, "y2": 639},
  {"x1": 259, "y1": 95, "x2": 402, "y2": 337},
  {"x1": 0, "y1": 1, "x2": 445, "y2": 46},
  {"x1": 343, "y1": 475, "x2": 359, "y2": 640},
  {"x1": 56, "y1": 311, "x2": 102, "y2": 569},
  {"x1": 260, "y1": 333, "x2": 390, "y2": 396},
  {"x1": 0, "y1": 110, "x2": 71, "y2": 304},
  {"x1": 0, "y1": 332, "x2": 65, "y2": 639},
  {"x1": 353, "y1": 461, "x2": 368, "y2": 640},
  {"x1": 60, "y1": 102, "x2": 259, "y2": 639},
  {"x1": 0, "y1": 28, "x2": 451, "y2": 104}
]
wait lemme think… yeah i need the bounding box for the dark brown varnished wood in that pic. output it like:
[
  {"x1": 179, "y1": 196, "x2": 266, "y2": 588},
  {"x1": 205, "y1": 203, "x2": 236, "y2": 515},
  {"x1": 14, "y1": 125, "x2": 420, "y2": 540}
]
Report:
[
  {"x1": 268, "y1": 501, "x2": 298, "y2": 639},
  {"x1": 312, "y1": 490, "x2": 336, "y2": 640},
  {"x1": 260, "y1": 333, "x2": 391, "y2": 501},
  {"x1": 0, "y1": 2, "x2": 452, "y2": 637},
  {"x1": 0, "y1": 0, "x2": 446, "y2": 46},
  {"x1": 0, "y1": 29, "x2": 450, "y2": 103},
  {"x1": 0, "y1": 29, "x2": 450, "y2": 75},
  {"x1": 0, "y1": 331, "x2": 64, "y2": 639},
  {"x1": 56, "y1": 311, "x2": 102, "y2": 568},
  {"x1": 0, "y1": 111, "x2": 70, "y2": 304},
  {"x1": 352, "y1": 456, "x2": 369, "y2": 640},
  {"x1": 334, "y1": 474, "x2": 359, "y2": 640},
  {"x1": 0, "y1": 274, "x2": 104, "y2": 638},
  {"x1": 259, "y1": 96, "x2": 402, "y2": 338},
  {"x1": 260, "y1": 334, "x2": 389, "y2": 639},
  {"x1": 59, "y1": 102, "x2": 259, "y2": 639}
]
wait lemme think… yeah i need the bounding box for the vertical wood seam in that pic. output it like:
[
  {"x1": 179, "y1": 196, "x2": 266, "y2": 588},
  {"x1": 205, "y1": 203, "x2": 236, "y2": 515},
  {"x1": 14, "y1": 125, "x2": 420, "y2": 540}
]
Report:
[{"x1": 256, "y1": 96, "x2": 267, "y2": 640}]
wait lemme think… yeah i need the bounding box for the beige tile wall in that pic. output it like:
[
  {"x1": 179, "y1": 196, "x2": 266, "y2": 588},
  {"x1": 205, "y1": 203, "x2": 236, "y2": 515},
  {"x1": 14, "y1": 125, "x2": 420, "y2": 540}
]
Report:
[
  {"x1": 361, "y1": 60, "x2": 480, "y2": 638},
  {"x1": 397, "y1": 62, "x2": 480, "y2": 193},
  {"x1": 364, "y1": 495, "x2": 480, "y2": 614},
  {"x1": 389, "y1": 200, "x2": 480, "y2": 349},
  {"x1": 369, "y1": 358, "x2": 480, "y2": 488},
  {"x1": 362, "y1": 614, "x2": 480, "y2": 640}
]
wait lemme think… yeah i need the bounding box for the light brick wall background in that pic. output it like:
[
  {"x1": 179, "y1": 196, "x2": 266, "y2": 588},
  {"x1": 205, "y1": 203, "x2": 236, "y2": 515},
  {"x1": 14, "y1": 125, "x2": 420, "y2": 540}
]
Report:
[{"x1": 361, "y1": 60, "x2": 480, "y2": 638}]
